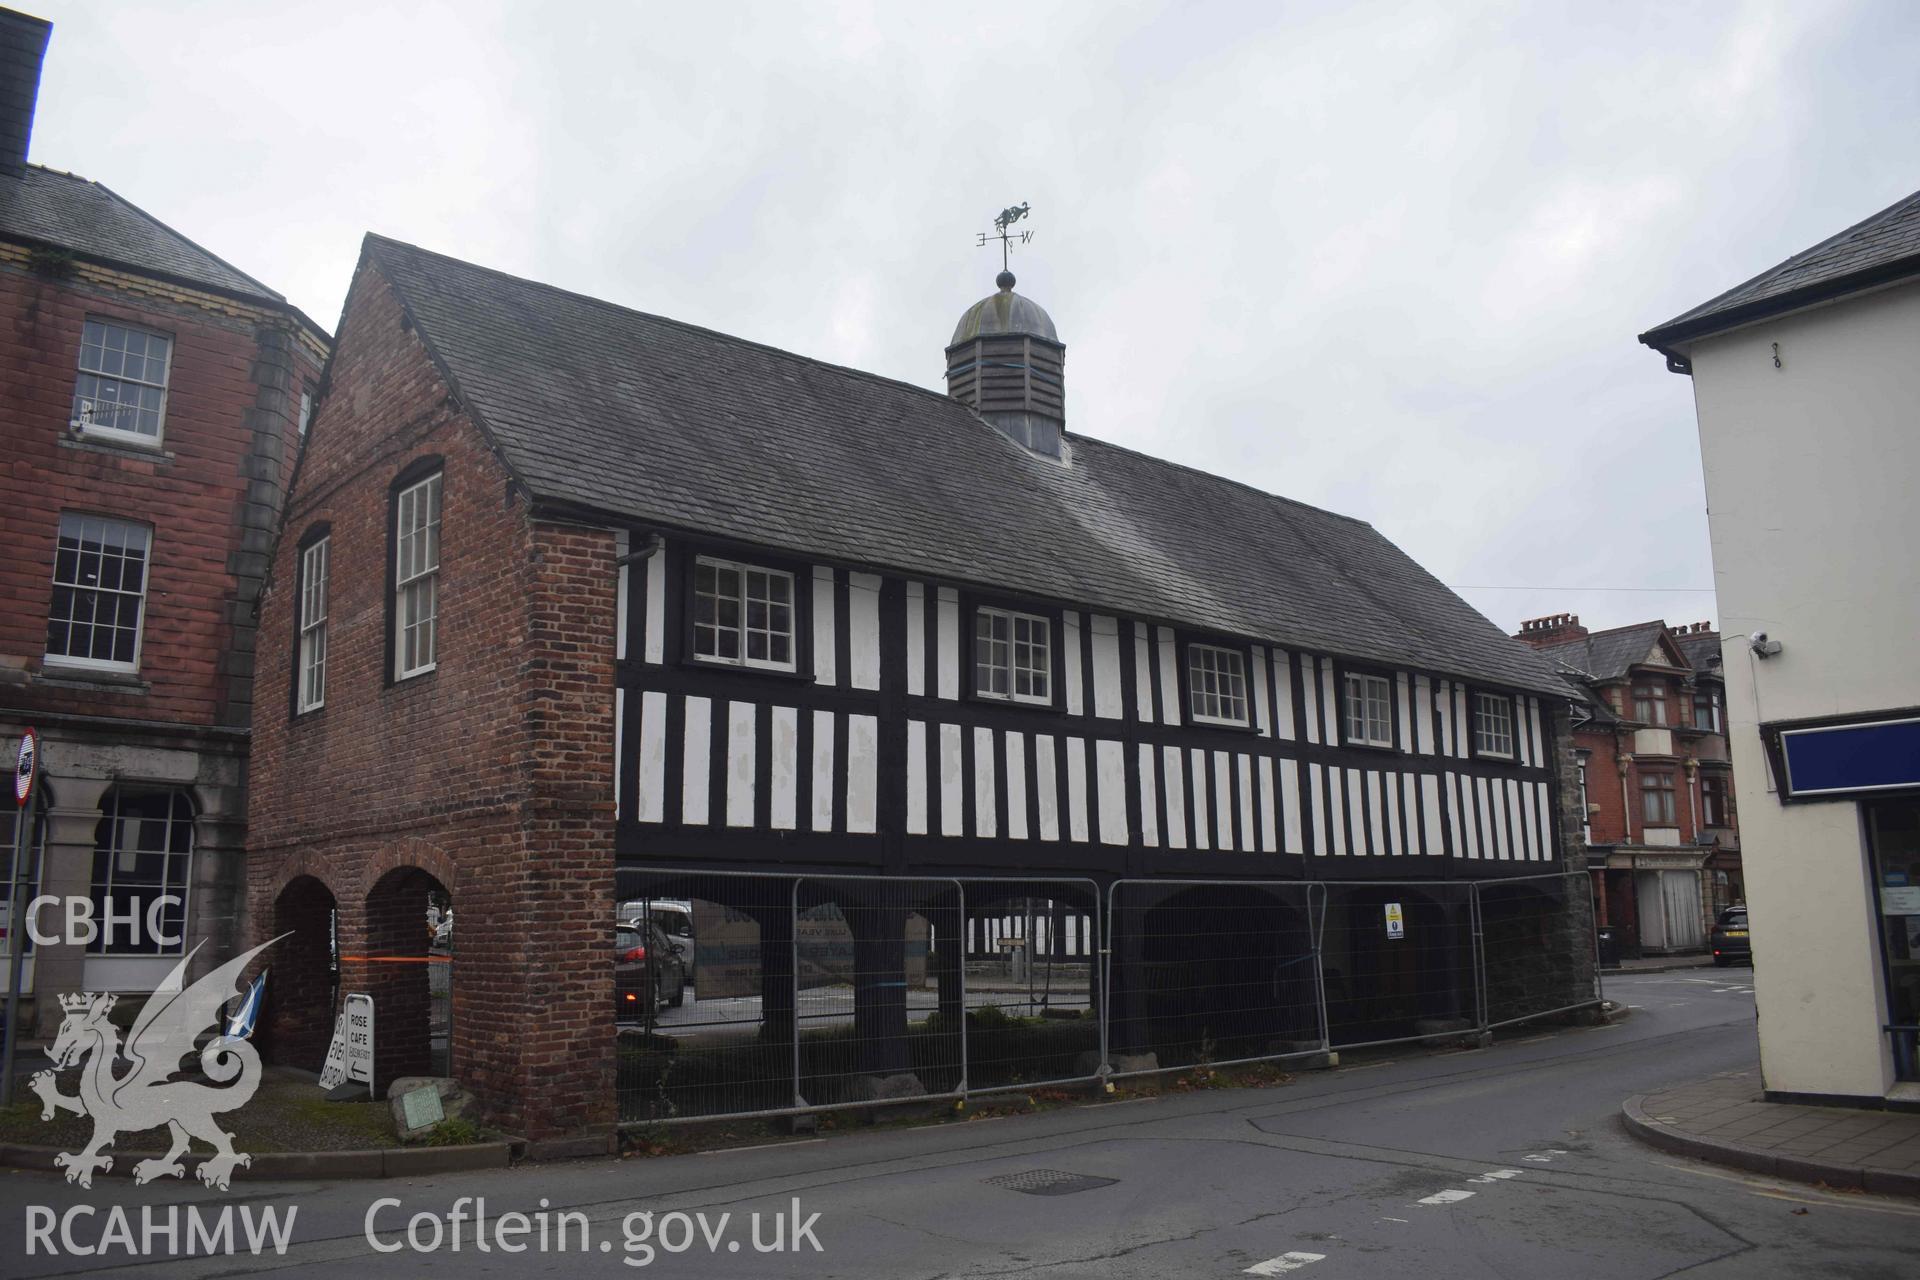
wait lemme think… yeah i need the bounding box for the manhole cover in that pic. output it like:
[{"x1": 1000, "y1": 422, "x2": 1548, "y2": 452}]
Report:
[{"x1": 983, "y1": 1169, "x2": 1118, "y2": 1196}]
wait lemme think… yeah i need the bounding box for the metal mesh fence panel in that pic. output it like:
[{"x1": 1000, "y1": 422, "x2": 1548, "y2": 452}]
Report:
[
  {"x1": 957, "y1": 878, "x2": 1102, "y2": 1095},
  {"x1": 1106, "y1": 880, "x2": 1323, "y2": 1076},
  {"x1": 1474, "y1": 870, "x2": 1602, "y2": 1031},
  {"x1": 1320, "y1": 880, "x2": 1479, "y2": 1051},
  {"x1": 610, "y1": 865, "x2": 1603, "y2": 1124},
  {"x1": 613, "y1": 869, "x2": 797, "y2": 1124},
  {"x1": 792, "y1": 875, "x2": 964, "y2": 1110}
]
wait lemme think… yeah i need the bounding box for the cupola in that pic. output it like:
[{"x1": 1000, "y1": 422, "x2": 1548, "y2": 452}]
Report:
[{"x1": 944, "y1": 270, "x2": 1065, "y2": 456}]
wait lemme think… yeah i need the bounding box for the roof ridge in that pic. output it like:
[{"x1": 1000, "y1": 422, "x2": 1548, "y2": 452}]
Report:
[
  {"x1": 1578, "y1": 620, "x2": 1668, "y2": 639},
  {"x1": 362, "y1": 232, "x2": 971, "y2": 414},
  {"x1": 22, "y1": 164, "x2": 285, "y2": 302},
  {"x1": 365, "y1": 233, "x2": 1372, "y2": 531}
]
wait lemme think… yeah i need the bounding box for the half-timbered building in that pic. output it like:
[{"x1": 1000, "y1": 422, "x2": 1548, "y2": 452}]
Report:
[{"x1": 249, "y1": 237, "x2": 1586, "y2": 1140}]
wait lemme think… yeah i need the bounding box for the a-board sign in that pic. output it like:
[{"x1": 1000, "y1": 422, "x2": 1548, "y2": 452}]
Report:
[{"x1": 318, "y1": 993, "x2": 375, "y2": 1095}]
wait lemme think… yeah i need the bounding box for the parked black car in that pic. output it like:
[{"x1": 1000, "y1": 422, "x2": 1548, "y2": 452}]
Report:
[
  {"x1": 615, "y1": 922, "x2": 688, "y2": 1023},
  {"x1": 1710, "y1": 905, "x2": 1751, "y2": 967}
]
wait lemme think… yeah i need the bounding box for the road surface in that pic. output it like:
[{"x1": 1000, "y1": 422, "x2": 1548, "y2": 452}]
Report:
[{"x1": 5, "y1": 970, "x2": 1917, "y2": 1278}]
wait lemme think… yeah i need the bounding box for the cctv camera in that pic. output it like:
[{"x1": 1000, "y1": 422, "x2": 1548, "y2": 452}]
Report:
[{"x1": 1748, "y1": 631, "x2": 1782, "y2": 659}]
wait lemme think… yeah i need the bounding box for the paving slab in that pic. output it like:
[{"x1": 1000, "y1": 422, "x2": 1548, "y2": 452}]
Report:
[{"x1": 1624, "y1": 1068, "x2": 1920, "y2": 1197}]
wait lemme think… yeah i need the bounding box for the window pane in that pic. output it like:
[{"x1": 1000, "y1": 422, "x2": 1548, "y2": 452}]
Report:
[{"x1": 46, "y1": 514, "x2": 148, "y2": 668}]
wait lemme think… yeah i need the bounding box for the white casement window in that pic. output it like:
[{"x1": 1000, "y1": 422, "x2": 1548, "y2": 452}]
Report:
[
  {"x1": 1188, "y1": 643, "x2": 1249, "y2": 726},
  {"x1": 45, "y1": 513, "x2": 151, "y2": 672},
  {"x1": 394, "y1": 473, "x2": 441, "y2": 679},
  {"x1": 298, "y1": 537, "x2": 329, "y2": 711},
  {"x1": 1344, "y1": 672, "x2": 1394, "y2": 747},
  {"x1": 1473, "y1": 691, "x2": 1516, "y2": 758},
  {"x1": 1692, "y1": 689, "x2": 1721, "y2": 733},
  {"x1": 693, "y1": 556, "x2": 796, "y2": 671},
  {"x1": 1632, "y1": 684, "x2": 1667, "y2": 726},
  {"x1": 90, "y1": 789, "x2": 192, "y2": 955},
  {"x1": 975, "y1": 607, "x2": 1051, "y2": 703},
  {"x1": 71, "y1": 318, "x2": 173, "y2": 445}
]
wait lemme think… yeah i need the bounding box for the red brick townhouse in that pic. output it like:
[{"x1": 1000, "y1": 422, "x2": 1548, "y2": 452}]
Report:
[
  {"x1": 0, "y1": 10, "x2": 328, "y2": 1032},
  {"x1": 251, "y1": 230, "x2": 1592, "y2": 1141},
  {"x1": 1515, "y1": 615, "x2": 1742, "y2": 955}
]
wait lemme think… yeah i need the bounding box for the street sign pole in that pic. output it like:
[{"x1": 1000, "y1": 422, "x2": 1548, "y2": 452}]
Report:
[{"x1": 3, "y1": 728, "x2": 41, "y2": 1107}]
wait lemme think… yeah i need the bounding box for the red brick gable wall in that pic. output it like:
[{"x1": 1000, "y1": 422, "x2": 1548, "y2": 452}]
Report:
[
  {"x1": 249, "y1": 260, "x2": 616, "y2": 1137},
  {"x1": 0, "y1": 258, "x2": 320, "y2": 726}
]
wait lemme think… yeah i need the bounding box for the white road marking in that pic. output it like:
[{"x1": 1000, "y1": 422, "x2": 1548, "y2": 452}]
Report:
[
  {"x1": 1469, "y1": 1169, "x2": 1525, "y2": 1182},
  {"x1": 1523, "y1": 1154, "x2": 1553, "y2": 1162},
  {"x1": 1245, "y1": 1252, "x2": 1326, "y2": 1275},
  {"x1": 1416, "y1": 1189, "x2": 1476, "y2": 1205},
  {"x1": 1382, "y1": 1217, "x2": 1409, "y2": 1223}
]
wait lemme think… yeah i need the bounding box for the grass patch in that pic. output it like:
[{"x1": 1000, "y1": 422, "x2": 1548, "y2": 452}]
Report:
[{"x1": 0, "y1": 1069, "x2": 494, "y2": 1154}]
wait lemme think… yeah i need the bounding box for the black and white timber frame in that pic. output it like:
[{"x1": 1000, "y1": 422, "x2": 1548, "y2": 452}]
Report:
[{"x1": 613, "y1": 534, "x2": 1564, "y2": 883}]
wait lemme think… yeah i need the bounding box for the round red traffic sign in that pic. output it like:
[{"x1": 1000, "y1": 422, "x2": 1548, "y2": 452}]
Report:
[{"x1": 14, "y1": 728, "x2": 36, "y2": 807}]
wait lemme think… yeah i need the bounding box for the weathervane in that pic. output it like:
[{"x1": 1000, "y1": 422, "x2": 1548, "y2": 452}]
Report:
[{"x1": 977, "y1": 202, "x2": 1033, "y2": 272}]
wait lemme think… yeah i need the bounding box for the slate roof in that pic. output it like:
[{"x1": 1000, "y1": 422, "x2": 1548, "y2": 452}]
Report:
[
  {"x1": 363, "y1": 234, "x2": 1570, "y2": 698},
  {"x1": 1671, "y1": 629, "x2": 1723, "y2": 673},
  {"x1": 0, "y1": 10, "x2": 49, "y2": 179},
  {"x1": 1641, "y1": 187, "x2": 1920, "y2": 350},
  {"x1": 1558, "y1": 671, "x2": 1614, "y2": 727},
  {"x1": 0, "y1": 165, "x2": 282, "y2": 302},
  {"x1": 1530, "y1": 622, "x2": 1683, "y2": 683}
]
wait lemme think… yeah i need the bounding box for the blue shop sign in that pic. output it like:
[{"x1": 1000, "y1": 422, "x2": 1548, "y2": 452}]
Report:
[{"x1": 1777, "y1": 715, "x2": 1920, "y2": 800}]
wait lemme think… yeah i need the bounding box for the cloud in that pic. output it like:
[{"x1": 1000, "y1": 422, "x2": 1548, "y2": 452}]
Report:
[{"x1": 21, "y1": 0, "x2": 1917, "y2": 640}]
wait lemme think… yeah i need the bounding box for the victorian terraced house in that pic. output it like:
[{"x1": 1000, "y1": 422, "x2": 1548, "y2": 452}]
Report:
[
  {"x1": 1516, "y1": 614, "x2": 1742, "y2": 957},
  {"x1": 250, "y1": 237, "x2": 1588, "y2": 1138}
]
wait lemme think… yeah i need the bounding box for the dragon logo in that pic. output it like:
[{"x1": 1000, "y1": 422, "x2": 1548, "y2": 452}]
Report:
[{"x1": 29, "y1": 936, "x2": 282, "y2": 1190}]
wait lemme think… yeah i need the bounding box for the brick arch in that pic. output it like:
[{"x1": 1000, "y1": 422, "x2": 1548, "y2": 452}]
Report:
[
  {"x1": 262, "y1": 873, "x2": 339, "y2": 1068},
  {"x1": 354, "y1": 838, "x2": 457, "y2": 1092},
  {"x1": 264, "y1": 847, "x2": 340, "y2": 902},
  {"x1": 357, "y1": 836, "x2": 458, "y2": 906}
]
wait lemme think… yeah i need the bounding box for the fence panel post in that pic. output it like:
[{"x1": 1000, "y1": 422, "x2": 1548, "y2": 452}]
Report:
[
  {"x1": 790, "y1": 876, "x2": 803, "y2": 1110},
  {"x1": 1310, "y1": 881, "x2": 1331, "y2": 1053},
  {"x1": 956, "y1": 878, "x2": 969, "y2": 1098},
  {"x1": 1471, "y1": 881, "x2": 1488, "y2": 1036}
]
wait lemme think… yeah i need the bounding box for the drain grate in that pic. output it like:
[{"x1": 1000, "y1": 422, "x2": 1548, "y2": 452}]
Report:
[{"x1": 983, "y1": 1169, "x2": 1119, "y2": 1197}]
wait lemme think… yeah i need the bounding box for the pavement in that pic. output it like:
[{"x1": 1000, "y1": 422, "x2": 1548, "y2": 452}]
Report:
[
  {"x1": 1603, "y1": 952, "x2": 1719, "y2": 975},
  {"x1": 7, "y1": 970, "x2": 1919, "y2": 1277},
  {"x1": 1624, "y1": 1068, "x2": 1920, "y2": 1197}
]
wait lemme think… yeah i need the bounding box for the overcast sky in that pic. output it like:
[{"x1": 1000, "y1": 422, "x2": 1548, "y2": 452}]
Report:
[{"x1": 22, "y1": 2, "x2": 1919, "y2": 636}]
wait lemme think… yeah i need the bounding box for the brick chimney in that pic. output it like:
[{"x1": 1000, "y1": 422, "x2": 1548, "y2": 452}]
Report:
[
  {"x1": 1514, "y1": 612, "x2": 1588, "y2": 647},
  {"x1": 0, "y1": 8, "x2": 51, "y2": 179}
]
